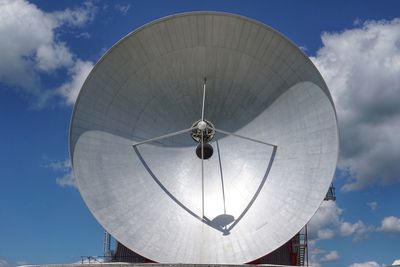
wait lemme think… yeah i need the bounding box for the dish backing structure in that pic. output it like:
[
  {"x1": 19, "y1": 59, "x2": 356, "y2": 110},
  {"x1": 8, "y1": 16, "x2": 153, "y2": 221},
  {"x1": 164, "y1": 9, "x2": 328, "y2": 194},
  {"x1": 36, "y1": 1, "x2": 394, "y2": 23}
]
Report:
[{"x1": 70, "y1": 12, "x2": 339, "y2": 265}]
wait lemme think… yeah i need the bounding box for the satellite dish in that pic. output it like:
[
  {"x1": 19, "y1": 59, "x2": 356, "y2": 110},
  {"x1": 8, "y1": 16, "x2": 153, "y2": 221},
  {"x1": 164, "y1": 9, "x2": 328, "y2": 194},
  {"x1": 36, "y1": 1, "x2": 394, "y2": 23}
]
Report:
[{"x1": 70, "y1": 12, "x2": 338, "y2": 264}]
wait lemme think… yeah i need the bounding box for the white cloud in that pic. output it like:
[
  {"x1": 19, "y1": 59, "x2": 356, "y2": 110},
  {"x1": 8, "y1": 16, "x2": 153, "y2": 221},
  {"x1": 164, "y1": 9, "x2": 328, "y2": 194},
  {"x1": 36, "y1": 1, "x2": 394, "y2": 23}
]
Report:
[
  {"x1": 308, "y1": 201, "x2": 374, "y2": 243},
  {"x1": 50, "y1": 1, "x2": 97, "y2": 27},
  {"x1": 0, "y1": 258, "x2": 26, "y2": 267},
  {"x1": 317, "y1": 228, "x2": 335, "y2": 240},
  {"x1": 312, "y1": 18, "x2": 400, "y2": 191},
  {"x1": 57, "y1": 59, "x2": 94, "y2": 105},
  {"x1": 0, "y1": 259, "x2": 9, "y2": 267},
  {"x1": 378, "y1": 216, "x2": 400, "y2": 233},
  {"x1": 308, "y1": 201, "x2": 342, "y2": 241},
  {"x1": 308, "y1": 247, "x2": 324, "y2": 267},
  {"x1": 45, "y1": 159, "x2": 71, "y2": 171},
  {"x1": 0, "y1": 0, "x2": 94, "y2": 106},
  {"x1": 309, "y1": 248, "x2": 339, "y2": 266},
  {"x1": 0, "y1": 0, "x2": 57, "y2": 87},
  {"x1": 348, "y1": 261, "x2": 382, "y2": 267},
  {"x1": 35, "y1": 42, "x2": 74, "y2": 72},
  {"x1": 307, "y1": 203, "x2": 400, "y2": 265},
  {"x1": 56, "y1": 171, "x2": 76, "y2": 188},
  {"x1": 340, "y1": 221, "x2": 363, "y2": 236},
  {"x1": 44, "y1": 159, "x2": 77, "y2": 188},
  {"x1": 367, "y1": 201, "x2": 378, "y2": 211},
  {"x1": 393, "y1": 259, "x2": 400, "y2": 265},
  {"x1": 339, "y1": 220, "x2": 374, "y2": 241},
  {"x1": 114, "y1": 4, "x2": 131, "y2": 15},
  {"x1": 321, "y1": 250, "x2": 339, "y2": 262}
]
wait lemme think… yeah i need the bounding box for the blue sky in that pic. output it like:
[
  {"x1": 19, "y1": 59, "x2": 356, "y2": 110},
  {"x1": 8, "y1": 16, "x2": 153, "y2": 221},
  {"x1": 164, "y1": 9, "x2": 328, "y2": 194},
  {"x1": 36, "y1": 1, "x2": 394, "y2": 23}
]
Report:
[{"x1": 1, "y1": 1, "x2": 400, "y2": 267}]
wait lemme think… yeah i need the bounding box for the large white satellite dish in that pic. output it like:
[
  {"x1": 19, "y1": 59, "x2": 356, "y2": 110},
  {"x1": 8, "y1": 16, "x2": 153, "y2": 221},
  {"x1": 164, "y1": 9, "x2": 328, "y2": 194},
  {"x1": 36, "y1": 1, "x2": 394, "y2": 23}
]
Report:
[{"x1": 70, "y1": 12, "x2": 338, "y2": 264}]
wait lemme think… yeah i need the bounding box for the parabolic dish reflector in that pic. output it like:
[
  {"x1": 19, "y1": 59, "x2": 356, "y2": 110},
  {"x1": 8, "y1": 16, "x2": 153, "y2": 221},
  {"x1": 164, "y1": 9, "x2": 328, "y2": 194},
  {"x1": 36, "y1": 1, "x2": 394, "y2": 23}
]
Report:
[{"x1": 70, "y1": 12, "x2": 339, "y2": 264}]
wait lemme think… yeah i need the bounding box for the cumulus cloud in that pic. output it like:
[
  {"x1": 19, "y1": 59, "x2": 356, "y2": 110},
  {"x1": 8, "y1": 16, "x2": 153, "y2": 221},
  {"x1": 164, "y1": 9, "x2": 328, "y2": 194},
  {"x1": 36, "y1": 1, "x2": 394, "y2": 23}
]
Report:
[
  {"x1": 0, "y1": 0, "x2": 94, "y2": 106},
  {"x1": 308, "y1": 201, "x2": 342, "y2": 242},
  {"x1": 378, "y1": 216, "x2": 400, "y2": 233},
  {"x1": 57, "y1": 59, "x2": 94, "y2": 105},
  {"x1": 312, "y1": 18, "x2": 400, "y2": 191},
  {"x1": 0, "y1": 259, "x2": 10, "y2": 267},
  {"x1": 0, "y1": 0, "x2": 56, "y2": 87},
  {"x1": 309, "y1": 248, "x2": 339, "y2": 266},
  {"x1": 35, "y1": 42, "x2": 74, "y2": 72},
  {"x1": 307, "y1": 202, "x2": 400, "y2": 265},
  {"x1": 339, "y1": 221, "x2": 374, "y2": 241},
  {"x1": 44, "y1": 159, "x2": 76, "y2": 188},
  {"x1": 308, "y1": 201, "x2": 374, "y2": 243},
  {"x1": 321, "y1": 250, "x2": 339, "y2": 262},
  {"x1": 51, "y1": 1, "x2": 97, "y2": 27},
  {"x1": 348, "y1": 261, "x2": 382, "y2": 267},
  {"x1": 0, "y1": 258, "x2": 26, "y2": 267},
  {"x1": 307, "y1": 202, "x2": 400, "y2": 266},
  {"x1": 317, "y1": 228, "x2": 335, "y2": 240},
  {"x1": 308, "y1": 248, "x2": 323, "y2": 267},
  {"x1": 45, "y1": 159, "x2": 71, "y2": 171},
  {"x1": 56, "y1": 171, "x2": 76, "y2": 188}
]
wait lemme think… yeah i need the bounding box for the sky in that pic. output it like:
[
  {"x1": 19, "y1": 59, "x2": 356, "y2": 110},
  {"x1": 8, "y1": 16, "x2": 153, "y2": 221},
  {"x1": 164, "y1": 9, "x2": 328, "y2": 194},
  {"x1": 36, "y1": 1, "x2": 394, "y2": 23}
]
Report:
[{"x1": 0, "y1": 1, "x2": 400, "y2": 267}]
